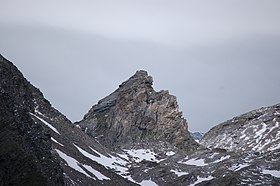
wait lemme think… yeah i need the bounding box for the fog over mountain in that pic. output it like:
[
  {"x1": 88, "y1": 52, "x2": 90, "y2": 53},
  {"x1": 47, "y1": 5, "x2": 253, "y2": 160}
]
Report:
[{"x1": 1, "y1": 0, "x2": 280, "y2": 132}]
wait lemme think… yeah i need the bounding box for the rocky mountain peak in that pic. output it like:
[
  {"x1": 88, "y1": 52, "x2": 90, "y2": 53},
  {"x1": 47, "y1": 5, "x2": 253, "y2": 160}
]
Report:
[
  {"x1": 79, "y1": 70, "x2": 199, "y2": 153},
  {"x1": 119, "y1": 70, "x2": 153, "y2": 90}
]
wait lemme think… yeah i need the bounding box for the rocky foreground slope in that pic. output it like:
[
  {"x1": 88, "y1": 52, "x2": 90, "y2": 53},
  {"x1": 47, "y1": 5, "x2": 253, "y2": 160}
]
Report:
[
  {"x1": 0, "y1": 55, "x2": 64, "y2": 185},
  {"x1": 1, "y1": 54, "x2": 280, "y2": 185}
]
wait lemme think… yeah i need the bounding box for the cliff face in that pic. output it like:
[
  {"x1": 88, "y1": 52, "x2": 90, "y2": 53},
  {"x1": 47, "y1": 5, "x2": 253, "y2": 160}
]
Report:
[
  {"x1": 0, "y1": 55, "x2": 64, "y2": 185},
  {"x1": 78, "y1": 70, "x2": 199, "y2": 152}
]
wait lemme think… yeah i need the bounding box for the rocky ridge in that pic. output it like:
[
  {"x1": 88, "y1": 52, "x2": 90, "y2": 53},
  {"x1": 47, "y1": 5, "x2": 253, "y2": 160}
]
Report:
[
  {"x1": 0, "y1": 55, "x2": 64, "y2": 185},
  {"x1": 201, "y1": 104, "x2": 280, "y2": 152}
]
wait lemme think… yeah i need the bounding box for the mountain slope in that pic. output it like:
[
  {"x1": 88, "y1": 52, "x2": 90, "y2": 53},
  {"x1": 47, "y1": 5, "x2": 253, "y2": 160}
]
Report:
[
  {"x1": 200, "y1": 104, "x2": 280, "y2": 152},
  {"x1": 0, "y1": 54, "x2": 64, "y2": 185}
]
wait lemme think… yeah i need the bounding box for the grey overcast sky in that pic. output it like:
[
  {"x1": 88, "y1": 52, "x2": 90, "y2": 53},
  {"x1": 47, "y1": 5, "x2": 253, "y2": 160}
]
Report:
[{"x1": 1, "y1": 0, "x2": 280, "y2": 132}]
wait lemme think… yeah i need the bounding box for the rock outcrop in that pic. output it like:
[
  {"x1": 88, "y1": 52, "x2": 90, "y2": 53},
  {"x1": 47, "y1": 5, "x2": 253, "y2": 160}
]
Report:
[{"x1": 78, "y1": 70, "x2": 199, "y2": 152}]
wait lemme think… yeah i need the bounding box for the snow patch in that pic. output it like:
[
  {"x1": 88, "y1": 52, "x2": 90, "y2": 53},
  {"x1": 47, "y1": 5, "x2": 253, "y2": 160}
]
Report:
[
  {"x1": 75, "y1": 125, "x2": 81, "y2": 129},
  {"x1": 166, "y1": 151, "x2": 175, "y2": 156},
  {"x1": 121, "y1": 149, "x2": 163, "y2": 163},
  {"x1": 262, "y1": 169, "x2": 280, "y2": 178},
  {"x1": 171, "y1": 169, "x2": 188, "y2": 177},
  {"x1": 179, "y1": 158, "x2": 207, "y2": 166},
  {"x1": 139, "y1": 179, "x2": 158, "y2": 186},
  {"x1": 30, "y1": 113, "x2": 60, "y2": 135}
]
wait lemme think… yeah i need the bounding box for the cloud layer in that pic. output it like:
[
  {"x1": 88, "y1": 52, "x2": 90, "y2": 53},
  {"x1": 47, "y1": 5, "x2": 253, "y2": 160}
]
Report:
[{"x1": 1, "y1": 1, "x2": 280, "y2": 132}]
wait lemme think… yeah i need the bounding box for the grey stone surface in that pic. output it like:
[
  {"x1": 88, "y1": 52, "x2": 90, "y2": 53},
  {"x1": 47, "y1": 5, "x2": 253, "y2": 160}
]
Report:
[{"x1": 78, "y1": 70, "x2": 199, "y2": 153}]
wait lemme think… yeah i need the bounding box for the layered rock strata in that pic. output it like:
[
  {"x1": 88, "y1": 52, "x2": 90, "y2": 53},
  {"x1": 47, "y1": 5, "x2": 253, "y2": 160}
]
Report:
[{"x1": 79, "y1": 70, "x2": 199, "y2": 153}]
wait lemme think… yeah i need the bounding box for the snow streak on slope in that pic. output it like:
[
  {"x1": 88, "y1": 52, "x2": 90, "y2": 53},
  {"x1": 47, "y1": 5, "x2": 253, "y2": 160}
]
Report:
[
  {"x1": 83, "y1": 165, "x2": 111, "y2": 180},
  {"x1": 51, "y1": 137, "x2": 64, "y2": 146},
  {"x1": 55, "y1": 149, "x2": 110, "y2": 180},
  {"x1": 73, "y1": 144, "x2": 128, "y2": 175},
  {"x1": 30, "y1": 112, "x2": 61, "y2": 135},
  {"x1": 211, "y1": 155, "x2": 230, "y2": 164},
  {"x1": 56, "y1": 149, "x2": 91, "y2": 178}
]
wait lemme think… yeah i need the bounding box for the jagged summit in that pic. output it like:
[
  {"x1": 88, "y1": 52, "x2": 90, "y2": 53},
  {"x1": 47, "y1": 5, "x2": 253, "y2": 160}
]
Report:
[
  {"x1": 79, "y1": 70, "x2": 199, "y2": 152},
  {"x1": 119, "y1": 70, "x2": 153, "y2": 89}
]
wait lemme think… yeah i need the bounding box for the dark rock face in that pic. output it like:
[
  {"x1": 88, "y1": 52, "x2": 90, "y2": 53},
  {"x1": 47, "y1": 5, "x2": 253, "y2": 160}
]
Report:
[
  {"x1": 0, "y1": 55, "x2": 64, "y2": 185},
  {"x1": 78, "y1": 70, "x2": 199, "y2": 152}
]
